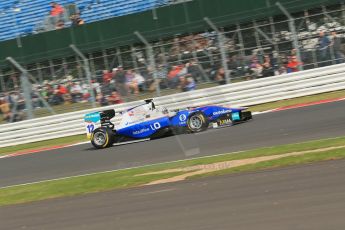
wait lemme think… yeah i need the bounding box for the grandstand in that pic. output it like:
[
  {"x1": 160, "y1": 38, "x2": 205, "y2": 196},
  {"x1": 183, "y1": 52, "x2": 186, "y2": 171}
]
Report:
[{"x1": 0, "y1": 0, "x2": 171, "y2": 41}]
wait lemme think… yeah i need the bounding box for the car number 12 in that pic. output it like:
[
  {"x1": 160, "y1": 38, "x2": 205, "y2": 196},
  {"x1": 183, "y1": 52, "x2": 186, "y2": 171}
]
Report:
[{"x1": 87, "y1": 124, "x2": 95, "y2": 133}]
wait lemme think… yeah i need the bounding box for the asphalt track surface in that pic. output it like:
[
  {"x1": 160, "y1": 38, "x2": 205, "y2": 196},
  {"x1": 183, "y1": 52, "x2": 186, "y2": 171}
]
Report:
[
  {"x1": 1, "y1": 159, "x2": 345, "y2": 230},
  {"x1": 1, "y1": 100, "x2": 345, "y2": 187}
]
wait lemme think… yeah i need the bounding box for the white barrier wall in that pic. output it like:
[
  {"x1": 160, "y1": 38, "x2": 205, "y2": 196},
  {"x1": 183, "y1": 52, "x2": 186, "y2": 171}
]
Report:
[{"x1": 1, "y1": 63, "x2": 345, "y2": 147}]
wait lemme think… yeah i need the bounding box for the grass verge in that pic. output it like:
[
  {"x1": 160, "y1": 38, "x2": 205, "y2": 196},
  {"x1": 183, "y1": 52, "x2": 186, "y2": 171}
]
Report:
[{"x1": 1, "y1": 136, "x2": 345, "y2": 206}]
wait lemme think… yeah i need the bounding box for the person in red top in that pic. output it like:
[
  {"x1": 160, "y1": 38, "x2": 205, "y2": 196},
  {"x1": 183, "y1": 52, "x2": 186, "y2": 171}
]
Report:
[
  {"x1": 58, "y1": 84, "x2": 68, "y2": 95},
  {"x1": 102, "y1": 70, "x2": 113, "y2": 83},
  {"x1": 167, "y1": 65, "x2": 183, "y2": 88},
  {"x1": 50, "y1": 2, "x2": 64, "y2": 17},
  {"x1": 286, "y1": 56, "x2": 303, "y2": 73},
  {"x1": 107, "y1": 91, "x2": 123, "y2": 105}
]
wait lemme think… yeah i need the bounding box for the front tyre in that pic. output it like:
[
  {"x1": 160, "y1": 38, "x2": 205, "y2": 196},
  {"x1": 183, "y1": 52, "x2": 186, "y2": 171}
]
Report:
[
  {"x1": 187, "y1": 112, "x2": 209, "y2": 133},
  {"x1": 91, "y1": 127, "x2": 114, "y2": 149}
]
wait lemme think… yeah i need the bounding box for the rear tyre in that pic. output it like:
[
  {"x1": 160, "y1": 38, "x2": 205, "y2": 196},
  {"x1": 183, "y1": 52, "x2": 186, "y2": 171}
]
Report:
[
  {"x1": 187, "y1": 112, "x2": 209, "y2": 133},
  {"x1": 91, "y1": 127, "x2": 114, "y2": 149}
]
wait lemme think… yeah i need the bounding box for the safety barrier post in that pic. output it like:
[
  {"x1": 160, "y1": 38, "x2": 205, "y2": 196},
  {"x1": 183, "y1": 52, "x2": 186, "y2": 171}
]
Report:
[
  {"x1": 134, "y1": 31, "x2": 161, "y2": 97},
  {"x1": 276, "y1": 2, "x2": 303, "y2": 71}
]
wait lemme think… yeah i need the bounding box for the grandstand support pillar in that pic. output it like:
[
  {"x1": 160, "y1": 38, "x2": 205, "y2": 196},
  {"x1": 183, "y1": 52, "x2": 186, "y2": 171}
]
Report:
[
  {"x1": 276, "y1": 2, "x2": 303, "y2": 71},
  {"x1": 89, "y1": 53, "x2": 96, "y2": 74},
  {"x1": 6, "y1": 57, "x2": 56, "y2": 118},
  {"x1": 204, "y1": 17, "x2": 230, "y2": 84},
  {"x1": 266, "y1": 0, "x2": 280, "y2": 55},
  {"x1": 236, "y1": 24, "x2": 246, "y2": 58},
  {"x1": 36, "y1": 63, "x2": 44, "y2": 84},
  {"x1": 70, "y1": 44, "x2": 97, "y2": 108},
  {"x1": 116, "y1": 48, "x2": 123, "y2": 67},
  {"x1": 130, "y1": 45, "x2": 139, "y2": 71},
  {"x1": 342, "y1": 3, "x2": 345, "y2": 26},
  {"x1": 102, "y1": 49, "x2": 110, "y2": 71},
  {"x1": 134, "y1": 31, "x2": 161, "y2": 97},
  {"x1": 253, "y1": 20, "x2": 263, "y2": 58},
  {"x1": 159, "y1": 39, "x2": 168, "y2": 67},
  {"x1": 6, "y1": 57, "x2": 34, "y2": 119},
  {"x1": 0, "y1": 70, "x2": 5, "y2": 92},
  {"x1": 49, "y1": 60, "x2": 55, "y2": 80}
]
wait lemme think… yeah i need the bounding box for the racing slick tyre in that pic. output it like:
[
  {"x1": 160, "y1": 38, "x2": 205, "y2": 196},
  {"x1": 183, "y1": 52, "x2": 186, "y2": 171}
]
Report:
[
  {"x1": 91, "y1": 127, "x2": 114, "y2": 149},
  {"x1": 187, "y1": 112, "x2": 209, "y2": 133}
]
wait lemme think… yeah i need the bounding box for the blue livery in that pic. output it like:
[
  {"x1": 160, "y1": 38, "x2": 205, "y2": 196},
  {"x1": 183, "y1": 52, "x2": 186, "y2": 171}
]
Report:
[{"x1": 84, "y1": 100, "x2": 252, "y2": 149}]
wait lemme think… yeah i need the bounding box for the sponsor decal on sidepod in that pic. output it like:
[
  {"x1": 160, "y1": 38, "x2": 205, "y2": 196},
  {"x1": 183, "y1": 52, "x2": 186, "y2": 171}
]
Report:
[{"x1": 212, "y1": 109, "x2": 231, "y2": 116}]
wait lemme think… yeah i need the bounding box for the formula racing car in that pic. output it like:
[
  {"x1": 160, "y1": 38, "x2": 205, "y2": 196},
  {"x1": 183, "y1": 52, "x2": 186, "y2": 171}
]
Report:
[{"x1": 84, "y1": 99, "x2": 252, "y2": 149}]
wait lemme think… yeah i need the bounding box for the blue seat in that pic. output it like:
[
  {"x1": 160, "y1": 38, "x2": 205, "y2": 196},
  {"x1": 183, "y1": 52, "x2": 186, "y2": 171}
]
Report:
[{"x1": 0, "y1": 0, "x2": 171, "y2": 42}]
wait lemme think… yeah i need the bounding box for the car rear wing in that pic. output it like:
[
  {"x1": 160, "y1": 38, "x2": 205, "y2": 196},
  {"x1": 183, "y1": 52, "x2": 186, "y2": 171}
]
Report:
[
  {"x1": 84, "y1": 112, "x2": 101, "y2": 139},
  {"x1": 84, "y1": 109, "x2": 117, "y2": 139}
]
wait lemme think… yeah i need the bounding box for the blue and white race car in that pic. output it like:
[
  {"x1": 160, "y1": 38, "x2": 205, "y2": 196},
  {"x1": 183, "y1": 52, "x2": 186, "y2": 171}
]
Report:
[{"x1": 84, "y1": 99, "x2": 252, "y2": 149}]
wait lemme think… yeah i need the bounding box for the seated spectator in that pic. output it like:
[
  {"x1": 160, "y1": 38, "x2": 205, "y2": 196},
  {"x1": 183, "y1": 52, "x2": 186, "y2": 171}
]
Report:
[
  {"x1": 179, "y1": 75, "x2": 196, "y2": 92},
  {"x1": 318, "y1": 31, "x2": 331, "y2": 64},
  {"x1": 187, "y1": 60, "x2": 203, "y2": 82},
  {"x1": 286, "y1": 56, "x2": 303, "y2": 73},
  {"x1": 53, "y1": 84, "x2": 67, "y2": 104},
  {"x1": 331, "y1": 31, "x2": 345, "y2": 64},
  {"x1": 262, "y1": 55, "x2": 274, "y2": 77},
  {"x1": 107, "y1": 91, "x2": 123, "y2": 105},
  {"x1": 216, "y1": 67, "x2": 226, "y2": 85},
  {"x1": 81, "y1": 82, "x2": 91, "y2": 102},
  {"x1": 31, "y1": 91, "x2": 41, "y2": 109},
  {"x1": 141, "y1": 66, "x2": 156, "y2": 92},
  {"x1": 126, "y1": 70, "x2": 139, "y2": 95},
  {"x1": 249, "y1": 57, "x2": 263, "y2": 78},
  {"x1": 70, "y1": 13, "x2": 85, "y2": 26},
  {"x1": 114, "y1": 66, "x2": 128, "y2": 96},
  {"x1": 133, "y1": 70, "x2": 145, "y2": 91},
  {"x1": 96, "y1": 92, "x2": 108, "y2": 106},
  {"x1": 0, "y1": 99, "x2": 11, "y2": 122},
  {"x1": 168, "y1": 65, "x2": 183, "y2": 88},
  {"x1": 70, "y1": 82, "x2": 83, "y2": 103},
  {"x1": 43, "y1": 83, "x2": 55, "y2": 104},
  {"x1": 92, "y1": 79, "x2": 101, "y2": 95},
  {"x1": 103, "y1": 70, "x2": 112, "y2": 83},
  {"x1": 50, "y1": 2, "x2": 64, "y2": 17},
  {"x1": 63, "y1": 93, "x2": 72, "y2": 104},
  {"x1": 56, "y1": 19, "x2": 64, "y2": 29}
]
